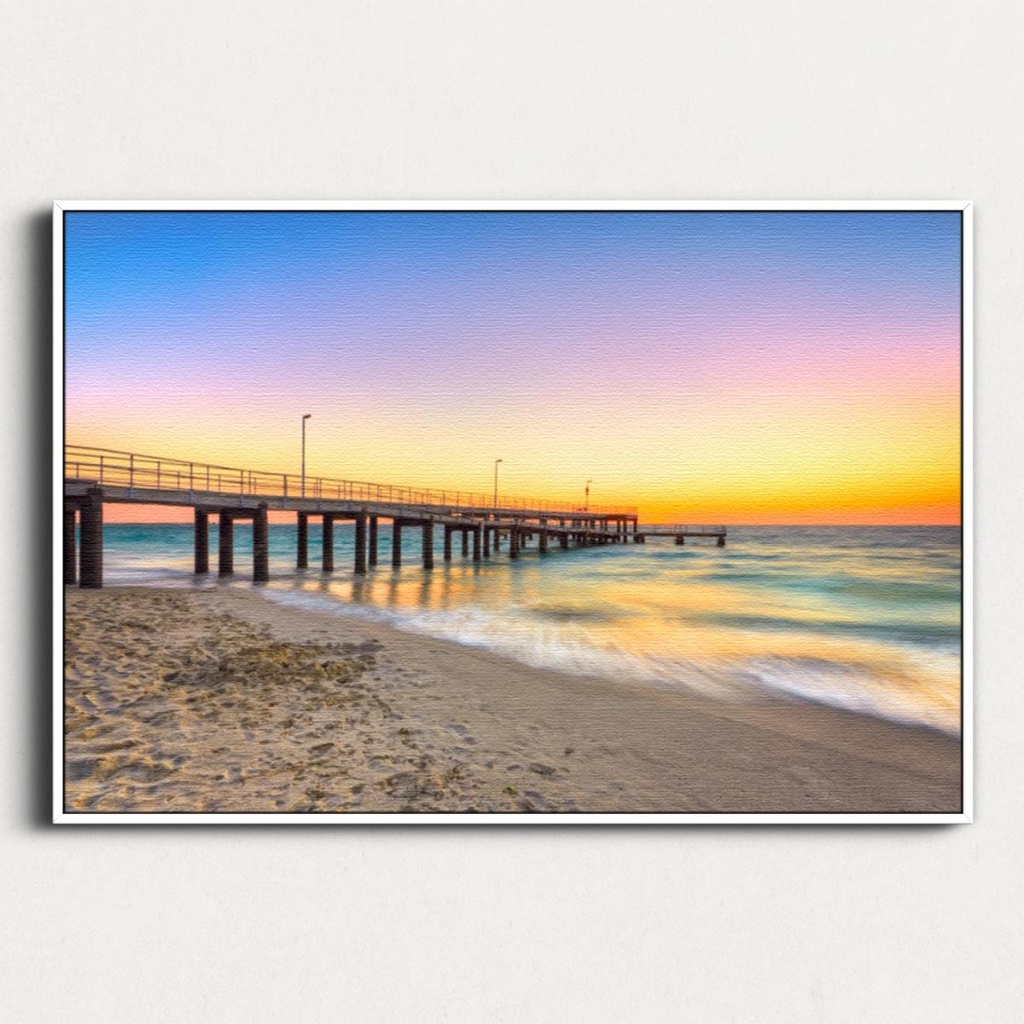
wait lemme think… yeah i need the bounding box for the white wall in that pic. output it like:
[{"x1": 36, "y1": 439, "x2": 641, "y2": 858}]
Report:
[{"x1": 3, "y1": 3, "x2": 1020, "y2": 1021}]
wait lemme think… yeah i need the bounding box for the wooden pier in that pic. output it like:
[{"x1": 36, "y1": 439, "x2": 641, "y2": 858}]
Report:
[{"x1": 62, "y1": 445, "x2": 725, "y2": 588}]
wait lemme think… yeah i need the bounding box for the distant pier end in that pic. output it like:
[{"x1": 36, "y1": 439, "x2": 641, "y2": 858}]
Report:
[{"x1": 634, "y1": 525, "x2": 727, "y2": 547}]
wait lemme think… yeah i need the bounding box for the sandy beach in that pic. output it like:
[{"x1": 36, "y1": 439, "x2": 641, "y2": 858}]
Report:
[{"x1": 62, "y1": 586, "x2": 961, "y2": 814}]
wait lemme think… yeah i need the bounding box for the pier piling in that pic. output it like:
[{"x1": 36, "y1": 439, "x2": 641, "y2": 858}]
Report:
[
  {"x1": 354, "y1": 513, "x2": 367, "y2": 574},
  {"x1": 194, "y1": 509, "x2": 209, "y2": 574},
  {"x1": 322, "y1": 514, "x2": 334, "y2": 572},
  {"x1": 218, "y1": 510, "x2": 234, "y2": 576},
  {"x1": 253, "y1": 504, "x2": 269, "y2": 582},
  {"x1": 63, "y1": 505, "x2": 77, "y2": 585},
  {"x1": 369, "y1": 516, "x2": 378, "y2": 566},
  {"x1": 422, "y1": 521, "x2": 434, "y2": 570},
  {"x1": 296, "y1": 512, "x2": 308, "y2": 569},
  {"x1": 392, "y1": 520, "x2": 402, "y2": 567},
  {"x1": 443, "y1": 525, "x2": 453, "y2": 561},
  {"x1": 79, "y1": 491, "x2": 103, "y2": 588}
]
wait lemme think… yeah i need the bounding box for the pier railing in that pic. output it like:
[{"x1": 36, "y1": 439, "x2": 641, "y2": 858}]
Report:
[{"x1": 64, "y1": 445, "x2": 638, "y2": 519}]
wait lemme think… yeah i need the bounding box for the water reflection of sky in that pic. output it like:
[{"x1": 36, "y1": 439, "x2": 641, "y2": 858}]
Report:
[{"x1": 98, "y1": 524, "x2": 962, "y2": 733}]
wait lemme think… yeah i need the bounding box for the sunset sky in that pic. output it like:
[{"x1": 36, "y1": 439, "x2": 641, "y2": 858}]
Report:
[{"x1": 64, "y1": 210, "x2": 962, "y2": 524}]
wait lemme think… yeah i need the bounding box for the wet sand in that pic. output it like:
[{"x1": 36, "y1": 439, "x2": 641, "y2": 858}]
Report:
[{"x1": 62, "y1": 587, "x2": 962, "y2": 814}]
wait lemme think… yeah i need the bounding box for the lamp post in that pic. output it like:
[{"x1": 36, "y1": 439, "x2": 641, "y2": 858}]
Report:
[
  {"x1": 585, "y1": 479, "x2": 592, "y2": 512},
  {"x1": 493, "y1": 458, "x2": 503, "y2": 509},
  {"x1": 301, "y1": 414, "x2": 312, "y2": 497}
]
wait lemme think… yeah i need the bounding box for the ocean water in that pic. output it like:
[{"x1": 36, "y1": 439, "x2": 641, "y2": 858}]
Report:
[{"x1": 88, "y1": 523, "x2": 963, "y2": 735}]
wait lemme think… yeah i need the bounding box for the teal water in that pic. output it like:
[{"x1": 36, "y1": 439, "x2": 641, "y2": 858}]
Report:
[{"x1": 91, "y1": 524, "x2": 963, "y2": 734}]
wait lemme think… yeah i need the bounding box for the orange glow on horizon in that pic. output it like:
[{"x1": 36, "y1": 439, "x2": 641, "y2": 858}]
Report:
[{"x1": 98, "y1": 500, "x2": 960, "y2": 527}]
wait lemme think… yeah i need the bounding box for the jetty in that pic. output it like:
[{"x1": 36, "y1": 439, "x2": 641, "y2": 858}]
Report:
[{"x1": 62, "y1": 445, "x2": 725, "y2": 588}]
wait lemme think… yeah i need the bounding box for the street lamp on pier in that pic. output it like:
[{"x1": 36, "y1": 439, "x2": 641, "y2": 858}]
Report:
[
  {"x1": 585, "y1": 479, "x2": 592, "y2": 512},
  {"x1": 301, "y1": 414, "x2": 312, "y2": 497},
  {"x1": 493, "y1": 458, "x2": 503, "y2": 509}
]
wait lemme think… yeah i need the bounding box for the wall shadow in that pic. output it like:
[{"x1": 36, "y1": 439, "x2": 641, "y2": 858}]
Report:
[{"x1": 27, "y1": 208, "x2": 53, "y2": 828}]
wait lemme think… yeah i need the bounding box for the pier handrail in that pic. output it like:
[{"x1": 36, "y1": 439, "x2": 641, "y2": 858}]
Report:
[{"x1": 64, "y1": 444, "x2": 638, "y2": 519}]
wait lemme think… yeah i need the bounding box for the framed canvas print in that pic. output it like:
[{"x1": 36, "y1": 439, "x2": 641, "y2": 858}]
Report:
[{"x1": 55, "y1": 201, "x2": 972, "y2": 824}]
